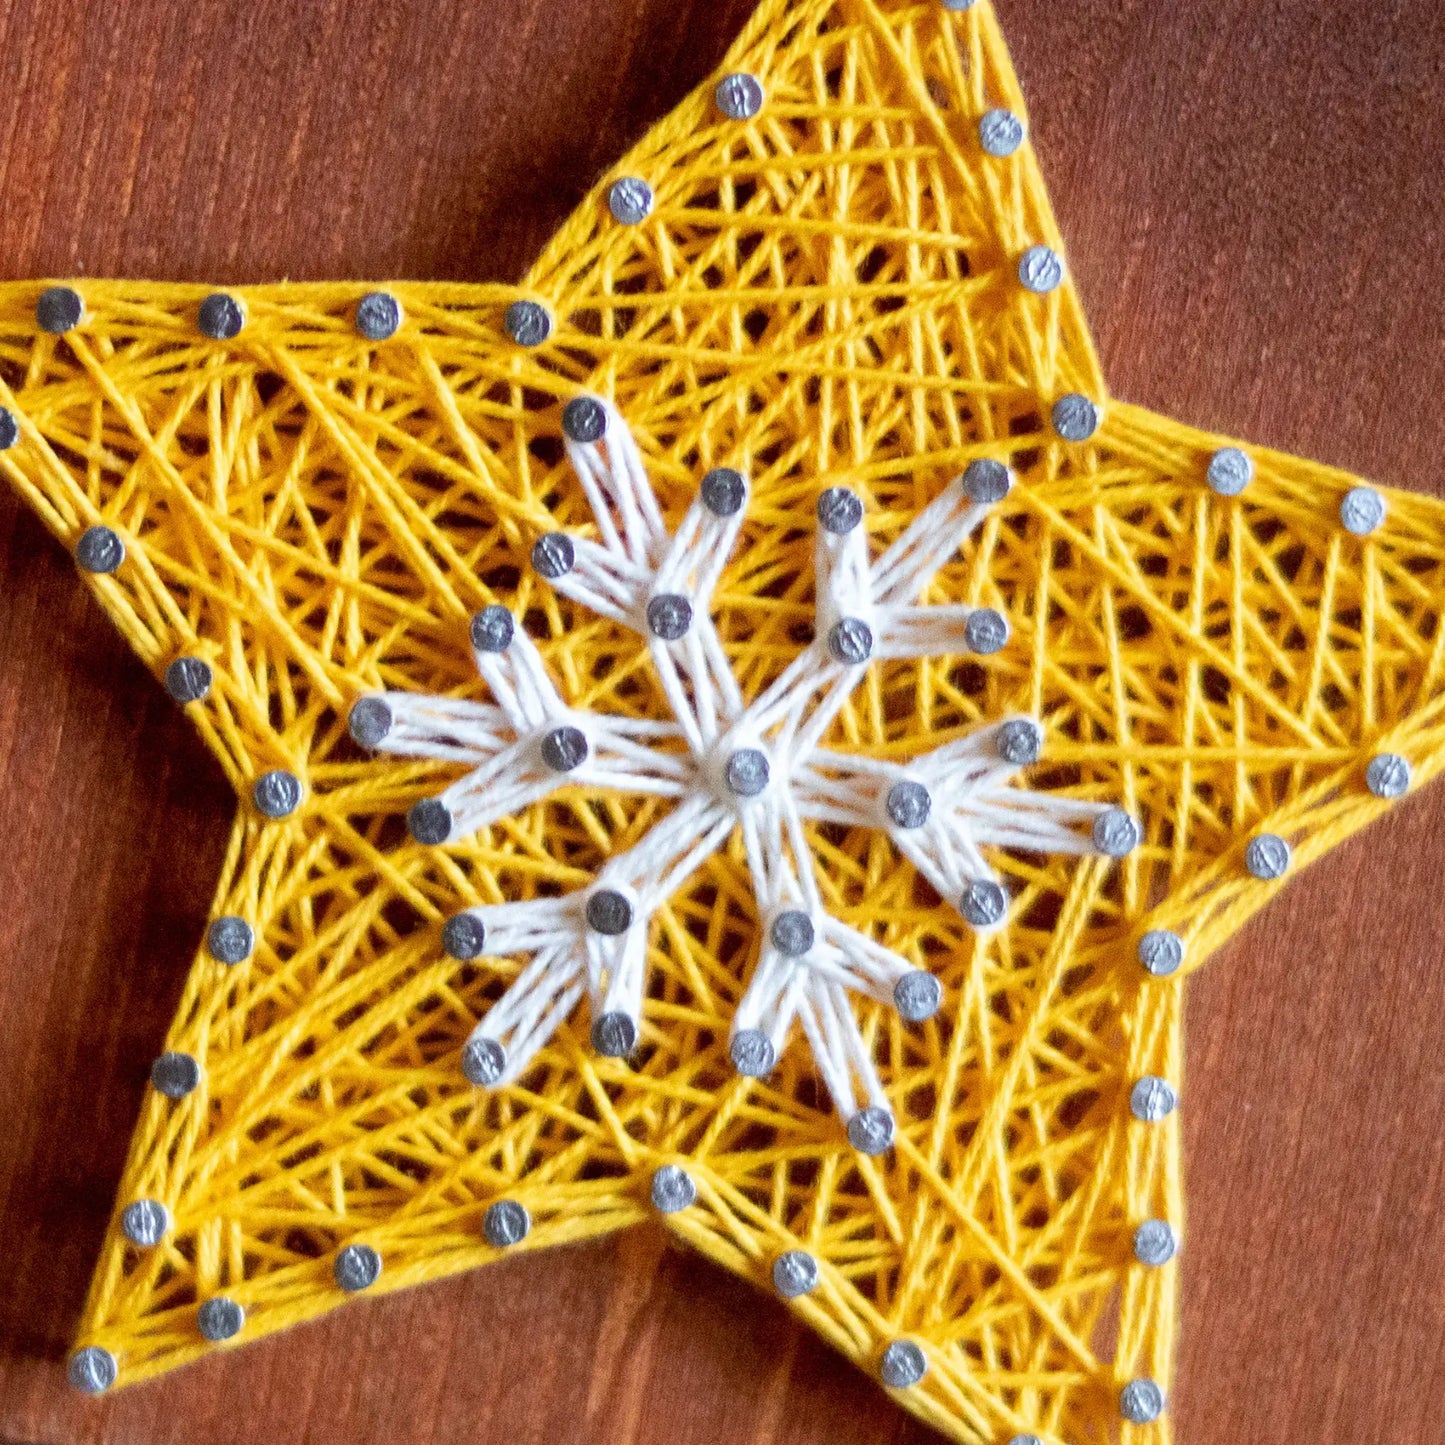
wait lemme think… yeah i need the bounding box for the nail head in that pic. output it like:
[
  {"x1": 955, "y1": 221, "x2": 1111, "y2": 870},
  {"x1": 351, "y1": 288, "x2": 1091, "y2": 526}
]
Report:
[
  {"x1": 355, "y1": 292, "x2": 402, "y2": 341},
  {"x1": 885, "y1": 779, "x2": 932, "y2": 830},
  {"x1": 1244, "y1": 832, "x2": 1290, "y2": 881},
  {"x1": 334, "y1": 1242, "x2": 382, "y2": 1292},
  {"x1": 408, "y1": 797, "x2": 453, "y2": 845},
  {"x1": 253, "y1": 769, "x2": 302, "y2": 818},
  {"x1": 207, "y1": 915, "x2": 254, "y2": 966},
  {"x1": 701, "y1": 466, "x2": 747, "y2": 517},
  {"x1": 197, "y1": 292, "x2": 245, "y2": 340},
  {"x1": 724, "y1": 747, "x2": 770, "y2": 798},
  {"x1": 165, "y1": 656, "x2": 213, "y2": 705},
  {"x1": 443, "y1": 912, "x2": 486, "y2": 960},
  {"x1": 715, "y1": 72, "x2": 765, "y2": 121},
  {"x1": 650, "y1": 1164, "x2": 696, "y2": 1213},
  {"x1": 962, "y1": 457, "x2": 1011, "y2": 503},
  {"x1": 1130, "y1": 1075, "x2": 1178, "y2": 1123},
  {"x1": 996, "y1": 717, "x2": 1042, "y2": 765},
  {"x1": 879, "y1": 1338, "x2": 928, "y2": 1388},
  {"x1": 978, "y1": 107, "x2": 1025, "y2": 157},
  {"x1": 1340, "y1": 485, "x2": 1385, "y2": 536},
  {"x1": 964, "y1": 607, "x2": 1009, "y2": 655},
  {"x1": 770, "y1": 910, "x2": 815, "y2": 957},
  {"x1": 893, "y1": 969, "x2": 942, "y2": 1022},
  {"x1": 37, "y1": 285, "x2": 83, "y2": 333},
  {"x1": 730, "y1": 1028, "x2": 776, "y2": 1077},
  {"x1": 151, "y1": 1050, "x2": 202, "y2": 1098},
  {"x1": 772, "y1": 1249, "x2": 819, "y2": 1298},
  {"x1": 76, "y1": 524, "x2": 124, "y2": 574},
  {"x1": 197, "y1": 1296, "x2": 245, "y2": 1342},
  {"x1": 960, "y1": 877, "x2": 1008, "y2": 928},
  {"x1": 1206, "y1": 447, "x2": 1253, "y2": 497},
  {"x1": 1018, "y1": 245, "x2": 1064, "y2": 294},
  {"x1": 531, "y1": 531, "x2": 576, "y2": 580},
  {"x1": 608, "y1": 176, "x2": 654, "y2": 225},
  {"x1": 586, "y1": 888, "x2": 634, "y2": 936},
  {"x1": 816, "y1": 486, "x2": 863, "y2": 534},
  {"x1": 1133, "y1": 1218, "x2": 1178, "y2": 1267},
  {"x1": 483, "y1": 1199, "x2": 530, "y2": 1248},
  {"x1": 561, "y1": 395, "x2": 608, "y2": 444},
  {"x1": 348, "y1": 696, "x2": 392, "y2": 749},
  {"x1": 462, "y1": 1036, "x2": 506, "y2": 1086},
  {"x1": 1052, "y1": 393, "x2": 1101, "y2": 442},
  {"x1": 1365, "y1": 752, "x2": 1411, "y2": 799},
  {"x1": 504, "y1": 298, "x2": 553, "y2": 348},
  {"x1": 121, "y1": 1198, "x2": 170, "y2": 1247},
  {"x1": 68, "y1": 1346, "x2": 117, "y2": 1394},
  {"x1": 470, "y1": 604, "x2": 515, "y2": 654},
  {"x1": 1092, "y1": 807, "x2": 1142, "y2": 858},
  {"x1": 540, "y1": 724, "x2": 589, "y2": 773},
  {"x1": 591, "y1": 1010, "x2": 637, "y2": 1057},
  {"x1": 827, "y1": 616, "x2": 873, "y2": 665},
  {"x1": 1137, "y1": 928, "x2": 1184, "y2": 977},
  {"x1": 647, "y1": 592, "x2": 693, "y2": 641},
  {"x1": 847, "y1": 1105, "x2": 895, "y2": 1155},
  {"x1": 1120, "y1": 1378, "x2": 1166, "y2": 1425}
]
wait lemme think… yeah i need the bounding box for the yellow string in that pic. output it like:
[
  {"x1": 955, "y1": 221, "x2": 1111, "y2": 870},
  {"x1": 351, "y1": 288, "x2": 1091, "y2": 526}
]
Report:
[{"x1": 2, "y1": 2, "x2": 1442, "y2": 1441}]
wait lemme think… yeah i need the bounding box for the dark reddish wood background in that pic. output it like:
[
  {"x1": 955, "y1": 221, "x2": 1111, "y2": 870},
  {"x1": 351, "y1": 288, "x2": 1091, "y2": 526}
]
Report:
[{"x1": 0, "y1": 1, "x2": 1442, "y2": 1442}]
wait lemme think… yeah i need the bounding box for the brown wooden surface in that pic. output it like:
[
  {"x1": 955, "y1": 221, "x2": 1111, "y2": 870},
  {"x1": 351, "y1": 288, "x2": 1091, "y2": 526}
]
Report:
[{"x1": 0, "y1": 1, "x2": 1442, "y2": 1441}]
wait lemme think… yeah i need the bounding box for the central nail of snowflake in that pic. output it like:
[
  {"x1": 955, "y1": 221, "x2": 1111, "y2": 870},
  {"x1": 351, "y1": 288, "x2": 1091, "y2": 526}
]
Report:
[{"x1": 351, "y1": 397, "x2": 1136, "y2": 1153}]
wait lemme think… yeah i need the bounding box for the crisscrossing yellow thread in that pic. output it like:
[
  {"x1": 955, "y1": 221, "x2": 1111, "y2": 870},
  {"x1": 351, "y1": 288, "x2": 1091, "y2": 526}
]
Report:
[{"x1": 2, "y1": 2, "x2": 1443, "y2": 1441}]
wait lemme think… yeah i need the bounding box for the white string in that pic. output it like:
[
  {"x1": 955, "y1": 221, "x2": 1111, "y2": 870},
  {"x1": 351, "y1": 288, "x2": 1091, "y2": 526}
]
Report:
[
  {"x1": 368, "y1": 695, "x2": 513, "y2": 764},
  {"x1": 870, "y1": 485, "x2": 991, "y2": 608},
  {"x1": 874, "y1": 604, "x2": 991, "y2": 659},
  {"x1": 359, "y1": 403, "x2": 1137, "y2": 1141}
]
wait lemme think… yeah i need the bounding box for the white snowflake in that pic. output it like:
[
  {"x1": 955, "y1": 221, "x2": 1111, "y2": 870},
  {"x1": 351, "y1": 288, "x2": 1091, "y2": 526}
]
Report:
[{"x1": 350, "y1": 397, "x2": 1138, "y2": 1153}]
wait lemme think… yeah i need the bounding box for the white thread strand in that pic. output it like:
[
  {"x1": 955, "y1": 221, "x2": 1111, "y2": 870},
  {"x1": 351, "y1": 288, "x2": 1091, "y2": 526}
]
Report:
[
  {"x1": 553, "y1": 539, "x2": 645, "y2": 623},
  {"x1": 779, "y1": 790, "x2": 825, "y2": 912},
  {"x1": 589, "y1": 924, "x2": 648, "y2": 1023},
  {"x1": 820, "y1": 919, "x2": 914, "y2": 1003},
  {"x1": 796, "y1": 989, "x2": 853, "y2": 1114},
  {"x1": 875, "y1": 604, "x2": 986, "y2": 659},
  {"x1": 566, "y1": 438, "x2": 630, "y2": 560},
  {"x1": 870, "y1": 484, "x2": 989, "y2": 608},
  {"x1": 469, "y1": 942, "x2": 587, "y2": 1076},
  {"x1": 815, "y1": 513, "x2": 875, "y2": 635},
  {"x1": 373, "y1": 696, "x2": 514, "y2": 764}
]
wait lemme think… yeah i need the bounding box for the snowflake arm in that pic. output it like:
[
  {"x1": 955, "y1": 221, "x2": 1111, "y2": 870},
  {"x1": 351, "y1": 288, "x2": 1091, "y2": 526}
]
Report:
[
  {"x1": 728, "y1": 737, "x2": 931, "y2": 1146},
  {"x1": 538, "y1": 396, "x2": 747, "y2": 754},
  {"x1": 451, "y1": 901, "x2": 587, "y2": 1087},
  {"x1": 794, "y1": 718, "x2": 1133, "y2": 931},
  {"x1": 348, "y1": 694, "x2": 513, "y2": 766},
  {"x1": 746, "y1": 461, "x2": 1013, "y2": 769},
  {"x1": 450, "y1": 790, "x2": 736, "y2": 1083},
  {"x1": 561, "y1": 396, "x2": 669, "y2": 565},
  {"x1": 866, "y1": 463, "x2": 1013, "y2": 659},
  {"x1": 350, "y1": 606, "x2": 692, "y2": 844}
]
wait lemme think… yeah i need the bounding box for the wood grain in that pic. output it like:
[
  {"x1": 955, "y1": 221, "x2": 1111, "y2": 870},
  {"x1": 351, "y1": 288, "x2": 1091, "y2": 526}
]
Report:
[{"x1": 0, "y1": 1, "x2": 1441, "y2": 1441}]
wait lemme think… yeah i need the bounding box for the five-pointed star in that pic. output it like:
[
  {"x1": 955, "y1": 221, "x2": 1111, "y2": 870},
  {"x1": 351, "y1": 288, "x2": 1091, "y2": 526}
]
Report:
[{"x1": 2, "y1": 2, "x2": 1442, "y2": 1442}]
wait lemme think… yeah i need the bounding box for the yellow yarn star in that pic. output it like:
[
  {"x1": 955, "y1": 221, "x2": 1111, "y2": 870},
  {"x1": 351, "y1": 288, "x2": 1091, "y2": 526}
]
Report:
[{"x1": 4, "y1": 2, "x2": 1442, "y2": 1442}]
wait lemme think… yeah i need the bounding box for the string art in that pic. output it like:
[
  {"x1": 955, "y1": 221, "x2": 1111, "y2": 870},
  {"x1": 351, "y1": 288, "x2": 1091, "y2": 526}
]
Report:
[{"x1": 3, "y1": 0, "x2": 1442, "y2": 1440}]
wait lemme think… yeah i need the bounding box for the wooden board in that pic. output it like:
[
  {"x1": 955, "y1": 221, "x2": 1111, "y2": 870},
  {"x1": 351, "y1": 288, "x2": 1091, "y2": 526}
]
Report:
[{"x1": 0, "y1": 1, "x2": 1441, "y2": 1441}]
